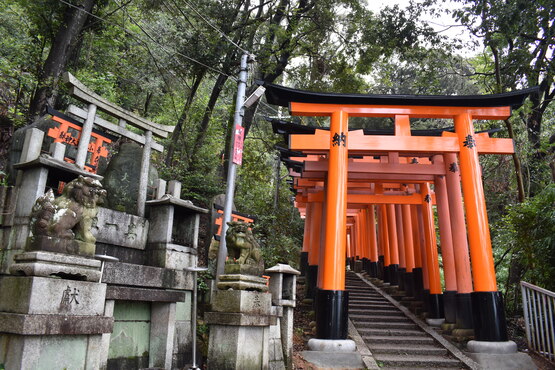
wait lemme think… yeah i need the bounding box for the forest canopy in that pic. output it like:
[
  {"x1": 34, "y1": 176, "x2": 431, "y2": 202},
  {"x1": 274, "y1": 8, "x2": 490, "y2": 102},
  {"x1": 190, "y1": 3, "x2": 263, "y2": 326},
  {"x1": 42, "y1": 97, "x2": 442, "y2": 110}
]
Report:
[{"x1": 0, "y1": 0, "x2": 554, "y2": 312}]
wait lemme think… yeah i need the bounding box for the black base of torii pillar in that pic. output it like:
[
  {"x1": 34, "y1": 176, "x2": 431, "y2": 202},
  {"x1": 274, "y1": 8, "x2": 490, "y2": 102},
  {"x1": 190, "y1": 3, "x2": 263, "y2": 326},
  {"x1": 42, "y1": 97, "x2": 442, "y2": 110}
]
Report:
[{"x1": 315, "y1": 289, "x2": 349, "y2": 339}]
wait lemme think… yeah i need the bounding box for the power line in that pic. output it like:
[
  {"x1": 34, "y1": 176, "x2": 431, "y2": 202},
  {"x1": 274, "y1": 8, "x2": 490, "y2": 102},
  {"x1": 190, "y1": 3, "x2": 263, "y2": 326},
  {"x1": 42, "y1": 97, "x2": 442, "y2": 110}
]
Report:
[
  {"x1": 180, "y1": 0, "x2": 250, "y2": 54},
  {"x1": 57, "y1": 0, "x2": 233, "y2": 77}
]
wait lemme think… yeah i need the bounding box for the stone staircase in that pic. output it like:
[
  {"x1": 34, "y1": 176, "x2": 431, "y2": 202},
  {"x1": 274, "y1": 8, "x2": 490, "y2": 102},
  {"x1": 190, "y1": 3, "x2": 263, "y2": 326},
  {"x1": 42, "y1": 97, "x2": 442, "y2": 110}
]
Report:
[{"x1": 346, "y1": 272, "x2": 467, "y2": 369}]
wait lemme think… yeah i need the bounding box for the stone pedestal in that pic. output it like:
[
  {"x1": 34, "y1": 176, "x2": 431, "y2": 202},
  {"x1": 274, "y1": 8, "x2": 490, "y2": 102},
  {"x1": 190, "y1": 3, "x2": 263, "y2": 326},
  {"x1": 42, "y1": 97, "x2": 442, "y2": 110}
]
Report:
[
  {"x1": 206, "y1": 290, "x2": 273, "y2": 369},
  {"x1": 10, "y1": 251, "x2": 101, "y2": 282},
  {"x1": 0, "y1": 274, "x2": 113, "y2": 369},
  {"x1": 265, "y1": 263, "x2": 300, "y2": 370}
]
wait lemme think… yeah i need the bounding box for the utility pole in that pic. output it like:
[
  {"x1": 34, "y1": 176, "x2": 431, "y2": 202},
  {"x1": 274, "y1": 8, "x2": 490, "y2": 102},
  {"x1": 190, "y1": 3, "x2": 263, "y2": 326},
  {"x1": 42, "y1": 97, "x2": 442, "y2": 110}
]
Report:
[{"x1": 215, "y1": 53, "x2": 255, "y2": 280}]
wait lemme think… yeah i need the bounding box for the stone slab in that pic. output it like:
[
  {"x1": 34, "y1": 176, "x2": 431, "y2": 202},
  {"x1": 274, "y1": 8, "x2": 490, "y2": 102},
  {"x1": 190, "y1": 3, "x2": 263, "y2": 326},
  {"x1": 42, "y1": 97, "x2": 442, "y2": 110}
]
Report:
[
  {"x1": 102, "y1": 262, "x2": 193, "y2": 290},
  {"x1": 212, "y1": 290, "x2": 272, "y2": 315},
  {"x1": 14, "y1": 155, "x2": 102, "y2": 180},
  {"x1": 205, "y1": 312, "x2": 274, "y2": 326},
  {"x1": 467, "y1": 340, "x2": 518, "y2": 354},
  {"x1": 426, "y1": 318, "x2": 445, "y2": 327},
  {"x1": 9, "y1": 251, "x2": 101, "y2": 282},
  {"x1": 307, "y1": 339, "x2": 357, "y2": 353},
  {"x1": 146, "y1": 196, "x2": 208, "y2": 214},
  {"x1": 466, "y1": 352, "x2": 538, "y2": 369},
  {"x1": 217, "y1": 274, "x2": 269, "y2": 292},
  {"x1": 106, "y1": 285, "x2": 186, "y2": 302},
  {"x1": 265, "y1": 263, "x2": 300, "y2": 275},
  {"x1": 0, "y1": 276, "x2": 106, "y2": 315},
  {"x1": 92, "y1": 207, "x2": 149, "y2": 250},
  {"x1": 0, "y1": 312, "x2": 113, "y2": 335},
  {"x1": 301, "y1": 351, "x2": 364, "y2": 369}
]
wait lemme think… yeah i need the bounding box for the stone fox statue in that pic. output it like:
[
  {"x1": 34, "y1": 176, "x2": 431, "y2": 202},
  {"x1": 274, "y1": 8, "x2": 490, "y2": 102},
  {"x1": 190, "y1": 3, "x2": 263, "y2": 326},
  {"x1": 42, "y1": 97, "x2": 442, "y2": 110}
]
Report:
[
  {"x1": 29, "y1": 175, "x2": 106, "y2": 244},
  {"x1": 225, "y1": 221, "x2": 262, "y2": 266}
]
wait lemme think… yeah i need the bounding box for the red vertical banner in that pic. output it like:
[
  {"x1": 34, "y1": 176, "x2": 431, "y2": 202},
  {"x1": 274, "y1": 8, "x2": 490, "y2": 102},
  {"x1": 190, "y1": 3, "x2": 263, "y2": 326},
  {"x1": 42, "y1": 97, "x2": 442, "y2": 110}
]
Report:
[{"x1": 232, "y1": 125, "x2": 245, "y2": 165}]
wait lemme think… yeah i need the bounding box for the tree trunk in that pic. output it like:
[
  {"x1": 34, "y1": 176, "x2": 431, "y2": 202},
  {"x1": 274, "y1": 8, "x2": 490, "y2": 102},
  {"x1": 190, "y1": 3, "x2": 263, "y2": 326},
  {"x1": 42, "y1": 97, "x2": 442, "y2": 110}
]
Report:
[
  {"x1": 28, "y1": 0, "x2": 96, "y2": 123},
  {"x1": 504, "y1": 119, "x2": 526, "y2": 203},
  {"x1": 187, "y1": 73, "x2": 229, "y2": 170},
  {"x1": 164, "y1": 71, "x2": 205, "y2": 166}
]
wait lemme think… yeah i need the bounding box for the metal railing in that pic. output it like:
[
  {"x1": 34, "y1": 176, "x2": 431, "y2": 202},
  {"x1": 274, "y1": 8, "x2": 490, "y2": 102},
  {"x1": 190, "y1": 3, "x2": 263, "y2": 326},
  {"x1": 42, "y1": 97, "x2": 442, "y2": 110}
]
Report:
[{"x1": 521, "y1": 281, "x2": 555, "y2": 362}]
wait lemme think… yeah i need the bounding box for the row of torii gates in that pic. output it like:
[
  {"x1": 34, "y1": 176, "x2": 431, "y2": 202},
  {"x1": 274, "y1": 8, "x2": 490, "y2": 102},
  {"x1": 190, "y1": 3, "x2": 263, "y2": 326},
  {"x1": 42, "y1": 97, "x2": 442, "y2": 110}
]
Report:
[{"x1": 260, "y1": 82, "x2": 537, "y2": 346}]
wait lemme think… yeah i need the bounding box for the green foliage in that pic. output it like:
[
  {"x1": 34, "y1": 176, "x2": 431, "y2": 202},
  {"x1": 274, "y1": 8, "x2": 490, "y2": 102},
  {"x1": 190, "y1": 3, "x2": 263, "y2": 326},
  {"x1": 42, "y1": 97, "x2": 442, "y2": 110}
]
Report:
[
  {"x1": 492, "y1": 184, "x2": 555, "y2": 314},
  {"x1": 494, "y1": 184, "x2": 555, "y2": 289},
  {"x1": 197, "y1": 270, "x2": 213, "y2": 294}
]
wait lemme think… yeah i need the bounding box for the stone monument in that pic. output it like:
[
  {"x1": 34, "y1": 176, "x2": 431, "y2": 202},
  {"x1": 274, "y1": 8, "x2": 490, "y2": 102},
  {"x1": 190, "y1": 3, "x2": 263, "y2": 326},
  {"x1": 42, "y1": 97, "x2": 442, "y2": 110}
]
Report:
[
  {"x1": 206, "y1": 221, "x2": 274, "y2": 369},
  {"x1": 0, "y1": 176, "x2": 112, "y2": 369},
  {"x1": 217, "y1": 221, "x2": 268, "y2": 291}
]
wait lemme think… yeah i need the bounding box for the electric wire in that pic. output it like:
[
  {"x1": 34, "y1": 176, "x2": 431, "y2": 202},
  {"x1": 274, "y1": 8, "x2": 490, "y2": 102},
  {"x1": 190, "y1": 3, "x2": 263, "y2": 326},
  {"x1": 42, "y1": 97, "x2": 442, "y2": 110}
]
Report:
[
  {"x1": 180, "y1": 0, "x2": 250, "y2": 54},
  {"x1": 57, "y1": 0, "x2": 233, "y2": 78}
]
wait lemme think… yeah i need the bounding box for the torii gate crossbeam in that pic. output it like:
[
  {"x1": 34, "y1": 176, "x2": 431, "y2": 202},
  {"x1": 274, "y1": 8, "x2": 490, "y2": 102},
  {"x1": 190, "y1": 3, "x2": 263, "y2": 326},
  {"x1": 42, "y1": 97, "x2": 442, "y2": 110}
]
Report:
[{"x1": 261, "y1": 81, "x2": 537, "y2": 348}]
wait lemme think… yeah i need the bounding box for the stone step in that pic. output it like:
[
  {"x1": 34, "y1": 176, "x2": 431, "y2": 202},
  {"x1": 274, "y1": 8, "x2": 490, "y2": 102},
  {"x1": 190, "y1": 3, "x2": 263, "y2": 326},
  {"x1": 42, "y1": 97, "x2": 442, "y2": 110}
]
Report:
[
  {"x1": 349, "y1": 303, "x2": 395, "y2": 309},
  {"x1": 349, "y1": 299, "x2": 388, "y2": 308},
  {"x1": 348, "y1": 294, "x2": 383, "y2": 299},
  {"x1": 350, "y1": 314, "x2": 410, "y2": 322},
  {"x1": 363, "y1": 335, "x2": 435, "y2": 345},
  {"x1": 369, "y1": 343, "x2": 448, "y2": 356},
  {"x1": 350, "y1": 311, "x2": 408, "y2": 319},
  {"x1": 357, "y1": 328, "x2": 426, "y2": 337},
  {"x1": 349, "y1": 299, "x2": 386, "y2": 304},
  {"x1": 350, "y1": 306, "x2": 399, "y2": 313},
  {"x1": 347, "y1": 290, "x2": 381, "y2": 294},
  {"x1": 353, "y1": 321, "x2": 417, "y2": 330},
  {"x1": 347, "y1": 290, "x2": 382, "y2": 294},
  {"x1": 373, "y1": 354, "x2": 462, "y2": 368},
  {"x1": 384, "y1": 367, "x2": 465, "y2": 370}
]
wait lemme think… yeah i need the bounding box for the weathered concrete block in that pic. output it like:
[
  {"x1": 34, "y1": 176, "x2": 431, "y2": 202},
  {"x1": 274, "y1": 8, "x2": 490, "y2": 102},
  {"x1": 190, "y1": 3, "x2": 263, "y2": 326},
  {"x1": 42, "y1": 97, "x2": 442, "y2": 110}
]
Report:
[
  {"x1": 281, "y1": 307, "x2": 295, "y2": 369},
  {"x1": 147, "y1": 243, "x2": 196, "y2": 269},
  {"x1": 147, "y1": 204, "x2": 173, "y2": 244},
  {"x1": 212, "y1": 290, "x2": 272, "y2": 315},
  {"x1": 149, "y1": 302, "x2": 176, "y2": 369},
  {"x1": 93, "y1": 207, "x2": 149, "y2": 250},
  {"x1": 167, "y1": 180, "x2": 181, "y2": 198},
  {"x1": 0, "y1": 275, "x2": 106, "y2": 315},
  {"x1": 0, "y1": 333, "x2": 103, "y2": 370},
  {"x1": 207, "y1": 325, "x2": 268, "y2": 370},
  {"x1": 173, "y1": 295, "x2": 193, "y2": 368}
]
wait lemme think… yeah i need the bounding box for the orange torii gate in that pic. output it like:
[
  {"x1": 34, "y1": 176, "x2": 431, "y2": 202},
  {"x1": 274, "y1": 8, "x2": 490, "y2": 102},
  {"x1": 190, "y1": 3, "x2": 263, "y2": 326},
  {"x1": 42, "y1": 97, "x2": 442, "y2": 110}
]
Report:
[{"x1": 261, "y1": 81, "x2": 536, "y2": 347}]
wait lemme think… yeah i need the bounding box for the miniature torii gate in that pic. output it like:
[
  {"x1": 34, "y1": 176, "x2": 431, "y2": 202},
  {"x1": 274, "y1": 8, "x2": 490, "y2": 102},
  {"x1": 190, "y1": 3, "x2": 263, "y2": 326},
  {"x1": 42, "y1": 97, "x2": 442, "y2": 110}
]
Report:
[{"x1": 261, "y1": 81, "x2": 536, "y2": 347}]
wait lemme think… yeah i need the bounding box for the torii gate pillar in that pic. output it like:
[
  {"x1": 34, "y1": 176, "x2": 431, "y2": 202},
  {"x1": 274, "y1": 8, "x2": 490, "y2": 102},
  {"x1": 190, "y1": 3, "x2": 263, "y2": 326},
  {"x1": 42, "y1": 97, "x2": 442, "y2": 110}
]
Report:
[
  {"x1": 315, "y1": 110, "x2": 349, "y2": 340},
  {"x1": 455, "y1": 113, "x2": 508, "y2": 343}
]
